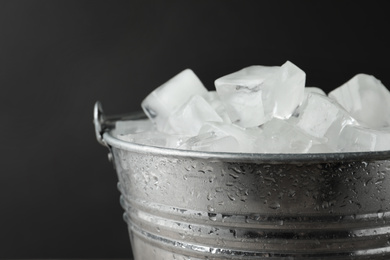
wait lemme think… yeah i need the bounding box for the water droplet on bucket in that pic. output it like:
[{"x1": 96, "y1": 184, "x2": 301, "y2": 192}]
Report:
[
  {"x1": 208, "y1": 213, "x2": 217, "y2": 221},
  {"x1": 215, "y1": 187, "x2": 223, "y2": 192},
  {"x1": 288, "y1": 190, "x2": 296, "y2": 198},
  {"x1": 227, "y1": 194, "x2": 236, "y2": 201},
  {"x1": 207, "y1": 205, "x2": 215, "y2": 212},
  {"x1": 269, "y1": 202, "x2": 280, "y2": 210},
  {"x1": 375, "y1": 178, "x2": 385, "y2": 185},
  {"x1": 229, "y1": 173, "x2": 239, "y2": 179},
  {"x1": 264, "y1": 177, "x2": 276, "y2": 183}
]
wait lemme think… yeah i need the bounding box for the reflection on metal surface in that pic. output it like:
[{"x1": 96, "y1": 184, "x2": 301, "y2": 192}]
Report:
[{"x1": 95, "y1": 102, "x2": 390, "y2": 259}]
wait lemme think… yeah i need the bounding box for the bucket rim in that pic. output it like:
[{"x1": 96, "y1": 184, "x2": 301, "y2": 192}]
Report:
[
  {"x1": 94, "y1": 102, "x2": 390, "y2": 164},
  {"x1": 103, "y1": 130, "x2": 390, "y2": 164}
]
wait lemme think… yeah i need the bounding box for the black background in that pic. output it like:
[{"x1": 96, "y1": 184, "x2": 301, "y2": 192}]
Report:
[{"x1": 1, "y1": 0, "x2": 390, "y2": 258}]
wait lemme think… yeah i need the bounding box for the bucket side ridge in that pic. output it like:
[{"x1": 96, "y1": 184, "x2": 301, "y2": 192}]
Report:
[{"x1": 112, "y1": 146, "x2": 390, "y2": 259}]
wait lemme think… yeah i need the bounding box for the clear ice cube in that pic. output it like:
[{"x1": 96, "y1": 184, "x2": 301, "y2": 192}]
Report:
[
  {"x1": 114, "y1": 119, "x2": 153, "y2": 135},
  {"x1": 329, "y1": 74, "x2": 390, "y2": 129},
  {"x1": 163, "y1": 95, "x2": 223, "y2": 135},
  {"x1": 202, "y1": 91, "x2": 231, "y2": 123},
  {"x1": 336, "y1": 124, "x2": 390, "y2": 152},
  {"x1": 141, "y1": 69, "x2": 208, "y2": 130},
  {"x1": 178, "y1": 132, "x2": 239, "y2": 152},
  {"x1": 253, "y1": 118, "x2": 313, "y2": 153},
  {"x1": 214, "y1": 61, "x2": 305, "y2": 127},
  {"x1": 198, "y1": 122, "x2": 260, "y2": 152},
  {"x1": 263, "y1": 61, "x2": 306, "y2": 120},
  {"x1": 294, "y1": 93, "x2": 357, "y2": 142},
  {"x1": 290, "y1": 88, "x2": 327, "y2": 122},
  {"x1": 307, "y1": 143, "x2": 335, "y2": 153},
  {"x1": 214, "y1": 65, "x2": 274, "y2": 127},
  {"x1": 117, "y1": 130, "x2": 188, "y2": 148},
  {"x1": 304, "y1": 87, "x2": 326, "y2": 98}
]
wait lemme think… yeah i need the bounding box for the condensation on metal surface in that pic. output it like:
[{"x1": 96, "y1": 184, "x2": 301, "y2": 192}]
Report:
[
  {"x1": 96, "y1": 106, "x2": 390, "y2": 259},
  {"x1": 111, "y1": 146, "x2": 390, "y2": 259}
]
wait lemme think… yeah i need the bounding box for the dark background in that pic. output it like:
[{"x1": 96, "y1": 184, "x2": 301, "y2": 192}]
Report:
[{"x1": 1, "y1": 0, "x2": 389, "y2": 258}]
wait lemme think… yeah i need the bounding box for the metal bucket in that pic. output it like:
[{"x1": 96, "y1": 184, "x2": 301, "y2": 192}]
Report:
[{"x1": 94, "y1": 101, "x2": 390, "y2": 260}]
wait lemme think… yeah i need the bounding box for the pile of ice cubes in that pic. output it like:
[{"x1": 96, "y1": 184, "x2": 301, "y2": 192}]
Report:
[{"x1": 117, "y1": 61, "x2": 390, "y2": 153}]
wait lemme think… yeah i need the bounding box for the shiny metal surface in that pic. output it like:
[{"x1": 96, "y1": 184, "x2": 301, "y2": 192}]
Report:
[{"x1": 95, "y1": 102, "x2": 390, "y2": 259}]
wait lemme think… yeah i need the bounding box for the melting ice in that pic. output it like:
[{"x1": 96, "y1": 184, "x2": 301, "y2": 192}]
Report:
[{"x1": 117, "y1": 62, "x2": 390, "y2": 153}]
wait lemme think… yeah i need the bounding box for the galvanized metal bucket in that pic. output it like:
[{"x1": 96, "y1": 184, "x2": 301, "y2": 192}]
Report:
[{"x1": 94, "y1": 101, "x2": 390, "y2": 260}]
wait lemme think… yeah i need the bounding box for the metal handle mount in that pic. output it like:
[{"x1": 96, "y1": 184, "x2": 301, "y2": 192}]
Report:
[{"x1": 93, "y1": 101, "x2": 115, "y2": 165}]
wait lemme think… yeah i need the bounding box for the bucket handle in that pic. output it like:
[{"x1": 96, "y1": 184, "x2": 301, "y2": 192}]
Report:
[
  {"x1": 94, "y1": 101, "x2": 147, "y2": 144},
  {"x1": 94, "y1": 101, "x2": 116, "y2": 166},
  {"x1": 94, "y1": 101, "x2": 114, "y2": 147},
  {"x1": 93, "y1": 101, "x2": 147, "y2": 166}
]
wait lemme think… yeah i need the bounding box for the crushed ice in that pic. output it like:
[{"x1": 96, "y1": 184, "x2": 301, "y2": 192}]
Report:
[{"x1": 117, "y1": 61, "x2": 390, "y2": 153}]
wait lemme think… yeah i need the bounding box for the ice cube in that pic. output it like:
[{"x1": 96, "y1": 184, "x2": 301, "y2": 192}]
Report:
[
  {"x1": 307, "y1": 143, "x2": 335, "y2": 153},
  {"x1": 304, "y1": 87, "x2": 326, "y2": 98},
  {"x1": 202, "y1": 91, "x2": 231, "y2": 123},
  {"x1": 253, "y1": 118, "x2": 313, "y2": 153},
  {"x1": 114, "y1": 119, "x2": 153, "y2": 135},
  {"x1": 141, "y1": 69, "x2": 208, "y2": 130},
  {"x1": 336, "y1": 125, "x2": 390, "y2": 152},
  {"x1": 162, "y1": 95, "x2": 223, "y2": 136},
  {"x1": 117, "y1": 130, "x2": 188, "y2": 148},
  {"x1": 198, "y1": 122, "x2": 260, "y2": 152},
  {"x1": 294, "y1": 93, "x2": 357, "y2": 141},
  {"x1": 328, "y1": 74, "x2": 390, "y2": 129},
  {"x1": 290, "y1": 88, "x2": 327, "y2": 122},
  {"x1": 129, "y1": 64, "x2": 390, "y2": 154},
  {"x1": 214, "y1": 61, "x2": 305, "y2": 127},
  {"x1": 178, "y1": 132, "x2": 239, "y2": 152},
  {"x1": 263, "y1": 61, "x2": 306, "y2": 120},
  {"x1": 214, "y1": 65, "x2": 275, "y2": 127}
]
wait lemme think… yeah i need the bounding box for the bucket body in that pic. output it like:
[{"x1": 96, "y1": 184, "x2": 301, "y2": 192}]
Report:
[{"x1": 94, "y1": 103, "x2": 390, "y2": 259}]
